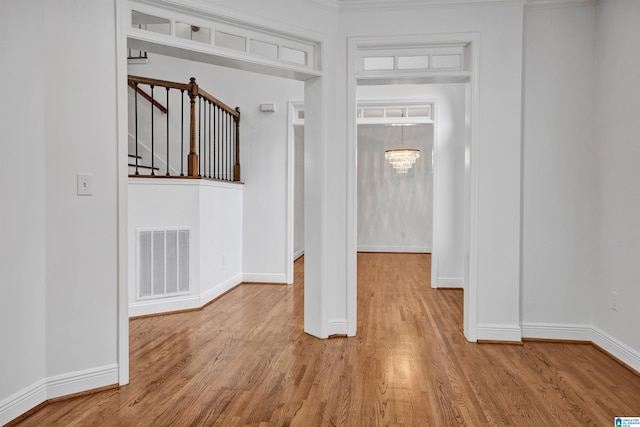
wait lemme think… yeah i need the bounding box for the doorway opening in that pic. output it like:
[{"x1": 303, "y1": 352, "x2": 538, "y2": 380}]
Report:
[
  {"x1": 346, "y1": 34, "x2": 479, "y2": 341},
  {"x1": 118, "y1": 5, "x2": 326, "y2": 384}
]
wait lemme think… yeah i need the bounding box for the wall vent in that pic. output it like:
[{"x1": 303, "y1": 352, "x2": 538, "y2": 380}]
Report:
[{"x1": 138, "y1": 229, "x2": 189, "y2": 298}]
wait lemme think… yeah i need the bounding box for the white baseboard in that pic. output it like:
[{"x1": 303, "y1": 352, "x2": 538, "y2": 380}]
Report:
[
  {"x1": 477, "y1": 323, "x2": 522, "y2": 341},
  {"x1": 46, "y1": 364, "x2": 119, "y2": 400},
  {"x1": 242, "y1": 273, "x2": 287, "y2": 284},
  {"x1": 200, "y1": 274, "x2": 243, "y2": 306},
  {"x1": 437, "y1": 277, "x2": 463, "y2": 288},
  {"x1": 293, "y1": 248, "x2": 304, "y2": 260},
  {"x1": 521, "y1": 322, "x2": 592, "y2": 341},
  {"x1": 0, "y1": 364, "x2": 118, "y2": 426},
  {"x1": 129, "y1": 274, "x2": 243, "y2": 317},
  {"x1": 592, "y1": 327, "x2": 640, "y2": 373},
  {"x1": 0, "y1": 379, "x2": 46, "y2": 426},
  {"x1": 357, "y1": 245, "x2": 431, "y2": 253},
  {"x1": 327, "y1": 319, "x2": 348, "y2": 336},
  {"x1": 129, "y1": 295, "x2": 201, "y2": 317},
  {"x1": 521, "y1": 323, "x2": 640, "y2": 373}
]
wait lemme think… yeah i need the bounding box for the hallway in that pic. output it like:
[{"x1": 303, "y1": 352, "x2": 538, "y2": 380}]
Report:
[{"x1": 13, "y1": 253, "x2": 640, "y2": 426}]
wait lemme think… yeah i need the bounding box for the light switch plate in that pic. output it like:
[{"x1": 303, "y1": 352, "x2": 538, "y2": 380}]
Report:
[{"x1": 77, "y1": 173, "x2": 92, "y2": 196}]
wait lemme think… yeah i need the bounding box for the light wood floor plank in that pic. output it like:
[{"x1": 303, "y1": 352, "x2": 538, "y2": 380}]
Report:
[{"x1": 10, "y1": 253, "x2": 640, "y2": 426}]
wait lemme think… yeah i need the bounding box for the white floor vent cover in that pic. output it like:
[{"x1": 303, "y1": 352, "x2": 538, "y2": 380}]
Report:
[{"x1": 138, "y1": 229, "x2": 189, "y2": 298}]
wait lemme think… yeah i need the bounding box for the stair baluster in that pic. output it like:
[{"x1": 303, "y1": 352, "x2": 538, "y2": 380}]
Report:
[
  {"x1": 134, "y1": 82, "x2": 139, "y2": 176},
  {"x1": 128, "y1": 75, "x2": 240, "y2": 181}
]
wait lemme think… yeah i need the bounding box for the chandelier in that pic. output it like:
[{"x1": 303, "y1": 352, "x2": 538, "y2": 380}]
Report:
[{"x1": 385, "y1": 125, "x2": 420, "y2": 173}]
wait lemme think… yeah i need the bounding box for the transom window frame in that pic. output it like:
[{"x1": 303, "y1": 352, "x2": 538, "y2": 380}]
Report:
[{"x1": 127, "y1": 1, "x2": 320, "y2": 72}]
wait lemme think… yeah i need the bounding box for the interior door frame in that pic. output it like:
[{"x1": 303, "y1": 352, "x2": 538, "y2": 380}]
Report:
[{"x1": 346, "y1": 33, "x2": 480, "y2": 341}]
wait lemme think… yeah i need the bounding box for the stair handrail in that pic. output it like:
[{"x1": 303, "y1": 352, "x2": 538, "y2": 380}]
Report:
[
  {"x1": 128, "y1": 81, "x2": 167, "y2": 114},
  {"x1": 196, "y1": 84, "x2": 241, "y2": 181},
  {"x1": 128, "y1": 74, "x2": 241, "y2": 181},
  {"x1": 128, "y1": 75, "x2": 191, "y2": 91}
]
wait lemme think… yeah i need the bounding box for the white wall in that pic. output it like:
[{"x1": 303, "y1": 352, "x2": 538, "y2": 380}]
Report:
[
  {"x1": 357, "y1": 124, "x2": 434, "y2": 253},
  {"x1": 44, "y1": 0, "x2": 119, "y2": 379},
  {"x1": 521, "y1": 3, "x2": 596, "y2": 336},
  {"x1": 0, "y1": 0, "x2": 47, "y2": 420},
  {"x1": 593, "y1": 0, "x2": 640, "y2": 361},
  {"x1": 0, "y1": 0, "x2": 120, "y2": 424},
  {"x1": 130, "y1": 53, "x2": 304, "y2": 283},
  {"x1": 128, "y1": 180, "x2": 243, "y2": 316},
  {"x1": 521, "y1": 0, "x2": 640, "y2": 367},
  {"x1": 358, "y1": 84, "x2": 466, "y2": 287}
]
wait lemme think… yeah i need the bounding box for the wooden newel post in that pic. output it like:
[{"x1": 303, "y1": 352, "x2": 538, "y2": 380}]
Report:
[
  {"x1": 234, "y1": 107, "x2": 241, "y2": 181},
  {"x1": 187, "y1": 77, "x2": 199, "y2": 176}
]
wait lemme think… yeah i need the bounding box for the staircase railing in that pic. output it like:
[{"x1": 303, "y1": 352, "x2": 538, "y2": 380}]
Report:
[{"x1": 128, "y1": 75, "x2": 241, "y2": 182}]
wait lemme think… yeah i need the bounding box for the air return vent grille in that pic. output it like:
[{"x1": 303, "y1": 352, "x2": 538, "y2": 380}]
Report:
[{"x1": 138, "y1": 229, "x2": 189, "y2": 298}]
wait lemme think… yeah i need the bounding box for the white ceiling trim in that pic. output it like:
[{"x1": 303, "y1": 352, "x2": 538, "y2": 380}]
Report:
[
  {"x1": 301, "y1": 0, "x2": 341, "y2": 10},
  {"x1": 305, "y1": 0, "x2": 594, "y2": 11},
  {"x1": 525, "y1": 0, "x2": 596, "y2": 9}
]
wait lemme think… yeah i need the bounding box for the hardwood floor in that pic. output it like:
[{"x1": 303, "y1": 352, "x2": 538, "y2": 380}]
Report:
[{"x1": 12, "y1": 253, "x2": 640, "y2": 426}]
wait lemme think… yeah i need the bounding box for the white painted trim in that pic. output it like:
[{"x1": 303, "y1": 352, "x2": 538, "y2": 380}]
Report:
[
  {"x1": 464, "y1": 34, "x2": 481, "y2": 343},
  {"x1": 521, "y1": 322, "x2": 592, "y2": 341},
  {"x1": 592, "y1": 327, "x2": 640, "y2": 373},
  {"x1": 0, "y1": 380, "x2": 46, "y2": 426},
  {"x1": 129, "y1": 294, "x2": 201, "y2": 317},
  {"x1": 431, "y1": 98, "x2": 440, "y2": 289},
  {"x1": 327, "y1": 319, "x2": 349, "y2": 336},
  {"x1": 243, "y1": 273, "x2": 288, "y2": 284},
  {"x1": 200, "y1": 273, "x2": 243, "y2": 305},
  {"x1": 127, "y1": 0, "x2": 322, "y2": 70},
  {"x1": 294, "y1": 248, "x2": 305, "y2": 260},
  {"x1": 525, "y1": 0, "x2": 596, "y2": 9},
  {"x1": 357, "y1": 246, "x2": 431, "y2": 253},
  {"x1": 286, "y1": 101, "x2": 294, "y2": 285},
  {"x1": 0, "y1": 365, "x2": 119, "y2": 426},
  {"x1": 115, "y1": 0, "x2": 130, "y2": 387},
  {"x1": 287, "y1": 101, "x2": 304, "y2": 285},
  {"x1": 128, "y1": 176, "x2": 244, "y2": 190},
  {"x1": 477, "y1": 323, "x2": 523, "y2": 341},
  {"x1": 437, "y1": 277, "x2": 463, "y2": 288},
  {"x1": 309, "y1": 0, "x2": 528, "y2": 11},
  {"x1": 132, "y1": 0, "x2": 327, "y2": 49},
  {"x1": 356, "y1": 99, "x2": 435, "y2": 125},
  {"x1": 302, "y1": 0, "x2": 340, "y2": 10},
  {"x1": 126, "y1": 27, "x2": 321, "y2": 82},
  {"x1": 129, "y1": 272, "x2": 242, "y2": 317},
  {"x1": 303, "y1": 76, "x2": 329, "y2": 338},
  {"x1": 521, "y1": 324, "x2": 640, "y2": 373},
  {"x1": 46, "y1": 365, "x2": 119, "y2": 400},
  {"x1": 347, "y1": 38, "x2": 359, "y2": 337}
]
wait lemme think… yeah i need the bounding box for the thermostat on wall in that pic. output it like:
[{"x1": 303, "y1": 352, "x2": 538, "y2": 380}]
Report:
[{"x1": 260, "y1": 103, "x2": 276, "y2": 112}]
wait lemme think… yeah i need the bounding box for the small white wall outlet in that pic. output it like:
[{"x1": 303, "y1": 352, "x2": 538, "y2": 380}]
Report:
[
  {"x1": 77, "y1": 173, "x2": 92, "y2": 196},
  {"x1": 611, "y1": 291, "x2": 619, "y2": 311}
]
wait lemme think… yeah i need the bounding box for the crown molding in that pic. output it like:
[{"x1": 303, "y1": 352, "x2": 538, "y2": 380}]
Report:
[
  {"x1": 525, "y1": 0, "x2": 596, "y2": 9},
  {"x1": 305, "y1": 0, "x2": 527, "y2": 12},
  {"x1": 301, "y1": 0, "x2": 340, "y2": 10},
  {"x1": 305, "y1": 0, "x2": 595, "y2": 11}
]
